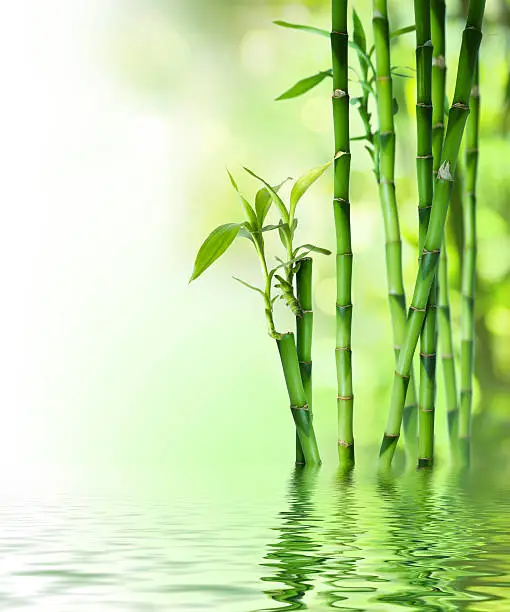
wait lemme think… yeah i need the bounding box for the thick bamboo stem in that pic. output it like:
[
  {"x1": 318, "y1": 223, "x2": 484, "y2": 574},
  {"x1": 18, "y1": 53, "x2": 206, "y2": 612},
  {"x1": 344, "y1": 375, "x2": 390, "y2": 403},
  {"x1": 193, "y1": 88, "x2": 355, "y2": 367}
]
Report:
[
  {"x1": 277, "y1": 333, "x2": 321, "y2": 465},
  {"x1": 332, "y1": 0, "x2": 354, "y2": 467},
  {"x1": 373, "y1": 0, "x2": 418, "y2": 458},
  {"x1": 432, "y1": 0, "x2": 460, "y2": 456},
  {"x1": 296, "y1": 258, "x2": 313, "y2": 464},
  {"x1": 415, "y1": 0, "x2": 437, "y2": 469},
  {"x1": 379, "y1": 0, "x2": 486, "y2": 469},
  {"x1": 459, "y1": 64, "x2": 480, "y2": 468}
]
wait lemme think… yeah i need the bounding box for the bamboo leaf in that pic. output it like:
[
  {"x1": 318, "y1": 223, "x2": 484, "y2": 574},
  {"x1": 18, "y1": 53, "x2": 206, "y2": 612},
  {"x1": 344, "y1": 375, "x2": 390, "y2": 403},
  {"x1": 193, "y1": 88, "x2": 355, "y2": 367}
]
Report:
[
  {"x1": 254, "y1": 178, "x2": 291, "y2": 225},
  {"x1": 294, "y1": 244, "x2": 332, "y2": 256},
  {"x1": 391, "y1": 24, "x2": 416, "y2": 39},
  {"x1": 392, "y1": 97, "x2": 399, "y2": 115},
  {"x1": 348, "y1": 41, "x2": 376, "y2": 77},
  {"x1": 238, "y1": 225, "x2": 255, "y2": 242},
  {"x1": 278, "y1": 222, "x2": 292, "y2": 250},
  {"x1": 289, "y1": 161, "x2": 331, "y2": 219},
  {"x1": 273, "y1": 20, "x2": 329, "y2": 38},
  {"x1": 232, "y1": 276, "x2": 265, "y2": 296},
  {"x1": 276, "y1": 71, "x2": 332, "y2": 101},
  {"x1": 352, "y1": 9, "x2": 368, "y2": 77},
  {"x1": 226, "y1": 170, "x2": 259, "y2": 228},
  {"x1": 243, "y1": 167, "x2": 290, "y2": 223},
  {"x1": 190, "y1": 223, "x2": 241, "y2": 282}
]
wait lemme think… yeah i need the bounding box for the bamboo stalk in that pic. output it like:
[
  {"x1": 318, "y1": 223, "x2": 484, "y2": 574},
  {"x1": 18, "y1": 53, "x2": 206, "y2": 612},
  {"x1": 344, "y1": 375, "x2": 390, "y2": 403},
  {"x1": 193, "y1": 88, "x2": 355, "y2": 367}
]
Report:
[
  {"x1": 331, "y1": 0, "x2": 354, "y2": 467},
  {"x1": 277, "y1": 332, "x2": 321, "y2": 465},
  {"x1": 414, "y1": 0, "x2": 437, "y2": 469},
  {"x1": 295, "y1": 258, "x2": 313, "y2": 465},
  {"x1": 432, "y1": 0, "x2": 460, "y2": 458},
  {"x1": 379, "y1": 0, "x2": 486, "y2": 469},
  {"x1": 372, "y1": 0, "x2": 418, "y2": 458},
  {"x1": 459, "y1": 64, "x2": 480, "y2": 468}
]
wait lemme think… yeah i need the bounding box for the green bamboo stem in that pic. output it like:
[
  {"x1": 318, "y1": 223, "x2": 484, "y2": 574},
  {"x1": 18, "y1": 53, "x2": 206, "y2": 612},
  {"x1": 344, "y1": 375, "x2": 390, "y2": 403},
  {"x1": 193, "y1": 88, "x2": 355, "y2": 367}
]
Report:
[
  {"x1": 277, "y1": 332, "x2": 321, "y2": 465},
  {"x1": 414, "y1": 0, "x2": 437, "y2": 469},
  {"x1": 432, "y1": 0, "x2": 460, "y2": 457},
  {"x1": 372, "y1": 0, "x2": 418, "y2": 458},
  {"x1": 379, "y1": 0, "x2": 486, "y2": 469},
  {"x1": 459, "y1": 64, "x2": 480, "y2": 468},
  {"x1": 295, "y1": 258, "x2": 313, "y2": 465},
  {"x1": 331, "y1": 0, "x2": 354, "y2": 467}
]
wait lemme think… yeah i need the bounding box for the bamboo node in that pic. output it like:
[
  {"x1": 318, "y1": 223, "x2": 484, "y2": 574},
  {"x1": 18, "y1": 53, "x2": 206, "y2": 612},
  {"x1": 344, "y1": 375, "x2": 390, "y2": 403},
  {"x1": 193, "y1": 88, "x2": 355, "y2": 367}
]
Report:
[
  {"x1": 395, "y1": 370, "x2": 410, "y2": 380},
  {"x1": 452, "y1": 102, "x2": 470, "y2": 111},
  {"x1": 423, "y1": 248, "x2": 441, "y2": 255},
  {"x1": 333, "y1": 196, "x2": 349, "y2": 204},
  {"x1": 419, "y1": 204, "x2": 432, "y2": 210},
  {"x1": 384, "y1": 432, "x2": 400, "y2": 439},
  {"x1": 333, "y1": 89, "x2": 348, "y2": 99},
  {"x1": 409, "y1": 305, "x2": 426, "y2": 313},
  {"x1": 417, "y1": 154, "x2": 433, "y2": 159},
  {"x1": 437, "y1": 160, "x2": 454, "y2": 181},
  {"x1": 419, "y1": 407, "x2": 435, "y2": 413},
  {"x1": 376, "y1": 75, "x2": 390, "y2": 82},
  {"x1": 301, "y1": 309, "x2": 313, "y2": 315},
  {"x1": 337, "y1": 395, "x2": 354, "y2": 401},
  {"x1": 299, "y1": 360, "x2": 312, "y2": 365},
  {"x1": 380, "y1": 178, "x2": 395, "y2": 185},
  {"x1": 336, "y1": 303, "x2": 353, "y2": 312},
  {"x1": 291, "y1": 404, "x2": 310, "y2": 411},
  {"x1": 433, "y1": 122, "x2": 444, "y2": 129},
  {"x1": 416, "y1": 103, "x2": 433, "y2": 109},
  {"x1": 331, "y1": 30, "x2": 348, "y2": 37},
  {"x1": 420, "y1": 352, "x2": 437, "y2": 358},
  {"x1": 465, "y1": 148, "x2": 479, "y2": 154},
  {"x1": 337, "y1": 251, "x2": 353, "y2": 257},
  {"x1": 338, "y1": 439, "x2": 354, "y2": 448},
  {"x1": 336, "y1": 346, "x2": 351, "y2": 352},
  {"x1": 471, "y1": 84, "x2": 480, "y2": 97},
  {"x1": 432, "y1": 55, "x2": 446, "y2": 68}
]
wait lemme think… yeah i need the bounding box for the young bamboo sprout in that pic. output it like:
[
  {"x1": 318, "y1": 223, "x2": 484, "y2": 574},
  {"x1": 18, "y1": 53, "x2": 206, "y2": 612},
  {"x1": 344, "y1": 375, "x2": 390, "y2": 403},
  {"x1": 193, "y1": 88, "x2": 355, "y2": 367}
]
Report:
[
  {"x1": 372, "y1": 0, "x2": 419, "y2": 458},
  {"x1": 296, "y1": 258, "x2": 313, "y2": 464},
  {"x1": 190, "y1": 166, "x2": 331, "y2": 465},
  {"x1": 432, "y1": 0, "x2": 460, "y2": 457},
  {"x1": 414, "y1": 0, "x2": 437, "y2": 469},
  {"x1": 459, "y1": 64, "x2": 480, "y2": 468},
  {"x1": 379, "y1": 0, "x2": 486, "y2": 469},
  {"x1": 331, "y1": 0, "x2": 354, "y2": 467}
]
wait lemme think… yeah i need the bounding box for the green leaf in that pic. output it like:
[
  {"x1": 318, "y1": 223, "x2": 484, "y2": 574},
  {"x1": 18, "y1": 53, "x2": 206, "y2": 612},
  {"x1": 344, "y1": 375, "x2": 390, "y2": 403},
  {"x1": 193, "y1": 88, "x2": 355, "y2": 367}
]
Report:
[
  {"x1": 261, "y1": 222, "x2": 285, "y2": 233},
  {"x1": 352, "y1": 9, "x2": 368, "y2": 77},
  {"x1": 254, "y1": 178, "x2": 291, "y2": 225},
  {"x1": 232, "y1": 276, "x2": 265, "y2": 296},
  {"x1": 227, "y1": 170, "x2": 258, "y2": 228},
  {"x1": 238, "y1": 225, "x2": 255, "y2": 242},
  {"x1": 190, "y1": 223, "x2": 241, "y2": 282},
  {"x1": 392, "y1": 97, "x2": 399, "y2": 115},
  {"x1": 391, "y1": 66, "x2": 415, "y2": 78},
  {"x1": 294, "y1": 244, "x2": 332, "y2": 257},
  {"x1": 278, "y1": 222, "x2": 292, "y2": 250},
  {"x1": 276, "y1": 71, "x2": 332, "y2": 101},
  {"x1": 289, "y1": 161, "x2": 331, "y2": 219},
  {"x1": 243, "y1": 167, "x2": 290, "y2": 223},
  {"x1": 349, "y1": 41, "x2": 376, "y2": 78},
  {"x1": 273, "y1": 20, "x2": 329, "y2": 38},
  {"x1": 391, "y1": 24, "x2": 416, "y2": 39}
]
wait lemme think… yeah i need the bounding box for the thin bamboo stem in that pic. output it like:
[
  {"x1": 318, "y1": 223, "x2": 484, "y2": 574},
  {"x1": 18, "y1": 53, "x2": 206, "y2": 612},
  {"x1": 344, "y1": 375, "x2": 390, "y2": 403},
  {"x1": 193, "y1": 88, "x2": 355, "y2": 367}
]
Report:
[
  {"x1": 414, "y1": 0, "x2": 437, "y2": 469},
  {"x1": 296, "y1": 258, "x2": 313, "y2": 465},
  {"x1": 332, "y1": 0, "x2": 354, "y2": 468},
  {"x1": 432, "y1": 0, "x2": 460, "y2": 458},
  {"x1": 372, "y1": 0, "x2": 418, "y2": 459},
  {"x1": 379, "y1": 0, "x2": 486, "y2": 469},
  {"x1": 459, "y1": 64, "x2": 480, "y2": 468},
  {"x1": 277, "y1": 333, "x2": 321, "y2": 465}
]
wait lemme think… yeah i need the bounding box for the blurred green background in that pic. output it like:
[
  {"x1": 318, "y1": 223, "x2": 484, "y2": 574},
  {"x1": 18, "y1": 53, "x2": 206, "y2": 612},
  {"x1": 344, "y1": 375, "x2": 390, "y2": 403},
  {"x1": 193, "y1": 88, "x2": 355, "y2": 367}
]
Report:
[{"x1": 1, "y1": 0, "x2": 508, "y2": 494}]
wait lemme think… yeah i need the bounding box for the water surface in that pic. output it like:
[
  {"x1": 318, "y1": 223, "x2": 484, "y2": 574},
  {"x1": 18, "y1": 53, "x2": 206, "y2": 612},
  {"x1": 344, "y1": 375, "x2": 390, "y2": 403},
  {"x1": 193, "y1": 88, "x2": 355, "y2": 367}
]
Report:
[{"x1": 0, "y1": 464, "x2": 508, "y2": 610}]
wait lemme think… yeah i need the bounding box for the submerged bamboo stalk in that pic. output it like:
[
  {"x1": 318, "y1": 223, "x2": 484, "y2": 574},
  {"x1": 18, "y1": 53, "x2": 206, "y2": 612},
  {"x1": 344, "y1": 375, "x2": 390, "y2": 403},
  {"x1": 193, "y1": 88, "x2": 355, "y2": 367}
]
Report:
[
  {"x1": 277, "y1": 332, "x2": 321, "y2": 465},
  {"x1": 414, "y1": 0, "x2": 437, "y2": 469},
  {"x1": 380, "y1": 0, "x2": 486, "y2": 469},
  {"x1": 459, "y1": 64, "x2": 480, "y2": 467},
  {"x1": 432, "y1": 0, "x2": 460, "y2": 457},
  {"x1": 296, "y1": 258, "x2": 313, "y2": 464},
  {"x1": 372, "y1": 0, "x2": 418, "y2": 458},
  {"x1": 331, "y1": 0, "x2": 354, "y2": 467}
]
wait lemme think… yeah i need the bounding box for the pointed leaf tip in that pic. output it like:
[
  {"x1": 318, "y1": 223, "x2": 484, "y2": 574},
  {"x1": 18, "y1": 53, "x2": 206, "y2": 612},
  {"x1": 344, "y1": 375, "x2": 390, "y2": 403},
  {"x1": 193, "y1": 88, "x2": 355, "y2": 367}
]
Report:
[{"x1": 190, "y1": 223, "x2": 241, "y2": 282}]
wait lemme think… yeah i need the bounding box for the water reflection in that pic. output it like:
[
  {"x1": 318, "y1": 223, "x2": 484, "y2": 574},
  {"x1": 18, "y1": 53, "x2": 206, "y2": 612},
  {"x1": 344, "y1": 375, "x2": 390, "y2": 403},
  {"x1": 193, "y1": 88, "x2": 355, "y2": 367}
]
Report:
[
  {"x1": 258, "y1": 467, "x2": 326, "y2": 610},
  {"x1": 259, "y1": 468, "x2": 510, "y2": 610}
]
